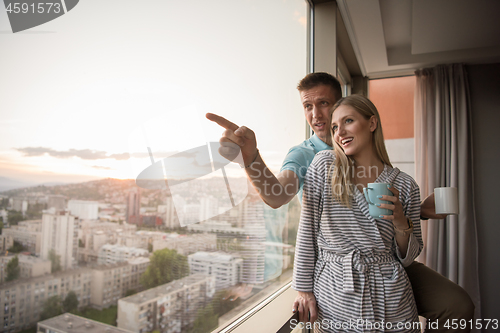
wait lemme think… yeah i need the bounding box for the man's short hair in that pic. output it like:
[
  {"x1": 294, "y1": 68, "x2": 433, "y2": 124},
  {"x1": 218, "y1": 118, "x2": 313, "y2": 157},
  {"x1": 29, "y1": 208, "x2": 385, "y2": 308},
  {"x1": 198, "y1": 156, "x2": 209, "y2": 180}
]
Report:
[{"x1": 297, "y1": 72, "x2": 342, "y2": 100}]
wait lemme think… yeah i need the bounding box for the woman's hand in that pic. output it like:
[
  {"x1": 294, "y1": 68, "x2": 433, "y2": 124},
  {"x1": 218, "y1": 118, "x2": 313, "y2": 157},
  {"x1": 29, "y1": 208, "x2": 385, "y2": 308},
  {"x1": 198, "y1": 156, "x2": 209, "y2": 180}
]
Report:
[
  {"x1": 292, "y1": 291, "x2": 318, "y2": 323},
  {"x1": 378, "y1": 185, "x2": 407, "y2": 229}
]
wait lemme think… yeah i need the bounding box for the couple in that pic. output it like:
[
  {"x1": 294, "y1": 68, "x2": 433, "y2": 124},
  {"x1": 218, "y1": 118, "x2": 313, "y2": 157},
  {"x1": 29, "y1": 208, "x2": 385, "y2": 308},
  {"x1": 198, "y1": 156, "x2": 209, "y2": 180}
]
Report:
[{"x1": 207, "y1": 72, "x2": 473, "y2": 332}]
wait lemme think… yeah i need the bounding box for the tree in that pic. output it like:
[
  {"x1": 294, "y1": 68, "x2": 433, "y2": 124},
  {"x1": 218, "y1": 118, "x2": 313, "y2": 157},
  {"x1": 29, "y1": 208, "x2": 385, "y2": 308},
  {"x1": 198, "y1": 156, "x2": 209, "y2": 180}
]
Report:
[
  {"x1": 140, "y1": 248, "x2": 189, "y2": 289},
  {"x1": 125, "y1": 289, "x2": 137, "y2": 297},
  {"x1": 63, "y1": 291, "x2": 79, "y2": 313},
  {"x1": 6, "y1": 256, "x2": 20, "y2": 281},
  {"x1": 40, "y1": 295, "x2": 63, "y2": 320},
  {"x1": 7, "y1": 210, "x2": 24, "y2": 225},
  {"x1": 7, "y1": 240, "x2": 26, "y2": 253},
  {"x1": 187, "y1": 304, "x2": 218, "y2": 333},
  {"x1": 48, "y1": 249, "x2": 62, "y2": 272},
  {"x1": 210, "y1": 290, "x2": 242, "y2": 317},
  {"x1": 26, "y1": 203, "x2": 45, "y2": 219},
  {"x1": 0, "y1": 198, "x2": 8, "y2": 209}
]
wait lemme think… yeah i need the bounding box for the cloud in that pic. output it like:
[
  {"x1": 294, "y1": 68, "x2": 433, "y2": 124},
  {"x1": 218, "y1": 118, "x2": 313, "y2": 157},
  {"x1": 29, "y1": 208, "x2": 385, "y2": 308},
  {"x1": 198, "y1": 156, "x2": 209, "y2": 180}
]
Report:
[
  {"x1": 129, "y1": 151, "x2": 180, "y2": 159},
  {"x1": 92, "y1": 165, "x2": 113, "y2": 170},
  {"x1": 16, "y1": 147, "x2": 130, "y2": 161}
]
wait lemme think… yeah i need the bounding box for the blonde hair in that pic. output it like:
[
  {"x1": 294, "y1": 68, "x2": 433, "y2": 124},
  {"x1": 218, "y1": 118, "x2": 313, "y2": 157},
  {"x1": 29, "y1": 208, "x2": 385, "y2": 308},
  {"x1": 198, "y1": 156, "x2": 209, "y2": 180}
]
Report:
[{"x1": 329, "y1": 95, "x2": 392, "y2": 207}]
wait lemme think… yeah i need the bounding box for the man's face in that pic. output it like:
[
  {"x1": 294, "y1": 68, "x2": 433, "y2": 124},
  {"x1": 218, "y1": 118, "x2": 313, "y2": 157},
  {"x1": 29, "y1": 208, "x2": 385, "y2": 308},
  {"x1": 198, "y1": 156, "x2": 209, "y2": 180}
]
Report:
[{"x1": 300, "y1": 85, "x2": 339, "y2": 145}]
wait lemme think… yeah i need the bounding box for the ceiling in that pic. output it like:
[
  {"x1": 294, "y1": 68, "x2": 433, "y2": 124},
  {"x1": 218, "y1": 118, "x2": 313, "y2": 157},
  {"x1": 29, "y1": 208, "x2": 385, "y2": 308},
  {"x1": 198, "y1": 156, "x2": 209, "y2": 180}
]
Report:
[{"x1": 336, "y1": 0, "x2": 500, "y2": 78}]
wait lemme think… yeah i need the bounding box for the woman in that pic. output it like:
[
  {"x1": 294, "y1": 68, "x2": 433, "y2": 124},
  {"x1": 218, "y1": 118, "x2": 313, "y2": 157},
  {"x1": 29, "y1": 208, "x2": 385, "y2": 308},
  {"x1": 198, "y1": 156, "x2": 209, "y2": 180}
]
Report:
[{"x1": 292, "y1": 95, "x2": 423, "y2": 332}]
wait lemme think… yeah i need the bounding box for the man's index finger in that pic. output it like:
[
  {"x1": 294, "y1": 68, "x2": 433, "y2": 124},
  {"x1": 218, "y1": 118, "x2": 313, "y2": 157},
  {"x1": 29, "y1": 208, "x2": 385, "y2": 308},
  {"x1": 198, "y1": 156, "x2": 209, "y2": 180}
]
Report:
[{"x1": 206, "y1": 113, "x2": 239, "y2": 131}]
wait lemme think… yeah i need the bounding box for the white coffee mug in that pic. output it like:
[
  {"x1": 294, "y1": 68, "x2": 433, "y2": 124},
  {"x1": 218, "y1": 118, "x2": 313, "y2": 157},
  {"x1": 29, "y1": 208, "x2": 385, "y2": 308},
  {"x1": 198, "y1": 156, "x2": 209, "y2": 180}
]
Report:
[{"x1": 434, "y1": 187, "x2": 459, "y2": 215}]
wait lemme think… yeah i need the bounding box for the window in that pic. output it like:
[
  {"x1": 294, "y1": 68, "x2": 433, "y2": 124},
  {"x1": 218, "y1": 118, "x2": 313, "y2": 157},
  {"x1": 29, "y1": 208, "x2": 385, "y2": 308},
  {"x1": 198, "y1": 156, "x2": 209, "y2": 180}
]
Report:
[
  {"x1": 369, "y1": 76, "x2": 416, "y2": 178},
  {"x1": 1, "y1": 0, "x2": 307, "y2": 332}
]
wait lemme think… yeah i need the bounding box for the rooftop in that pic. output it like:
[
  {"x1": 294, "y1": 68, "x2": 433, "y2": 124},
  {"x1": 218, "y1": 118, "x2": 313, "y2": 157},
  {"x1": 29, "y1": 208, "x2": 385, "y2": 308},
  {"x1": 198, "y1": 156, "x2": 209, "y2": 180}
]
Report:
[
  {"x1": 38, "y1": 313, "x2": 133, "y2": 333},
  {"x1": 120, "y1": 273, "x2": 211, "y2": 305},
  {"x1": 0, "y1": 267, "x2": 92, "y2": 290},
  {"x1": 189, "y1": 251, "x2": 240, "y2": 262},
  {"x1": 90, "y1": 257, "x2": 150, "y2": 271},
  {"x1": 18, "y1": 254, "x2": 50, "y2": 264},
  {"x1": 100, "y1": 244, "x2": 149, "y2": 254}
]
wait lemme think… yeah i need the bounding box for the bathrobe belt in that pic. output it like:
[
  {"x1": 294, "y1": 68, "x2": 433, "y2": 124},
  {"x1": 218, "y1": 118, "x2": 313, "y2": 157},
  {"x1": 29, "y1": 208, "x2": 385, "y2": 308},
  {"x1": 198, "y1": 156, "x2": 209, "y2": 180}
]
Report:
[{"x1": 319, "y1": 248, "x2": 396, "y2": 293}]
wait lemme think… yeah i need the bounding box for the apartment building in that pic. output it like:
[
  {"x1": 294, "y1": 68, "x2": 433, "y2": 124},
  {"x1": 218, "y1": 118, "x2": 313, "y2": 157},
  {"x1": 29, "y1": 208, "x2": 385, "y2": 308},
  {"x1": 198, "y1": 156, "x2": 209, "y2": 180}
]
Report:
[
  {"x1": 152, "y1": 233, "x2": 217, "y2": 256},
  {"x1": 0, "y1": 253, "x2": 51, "y2": 283},
  {"x1": 116, "y1": 234, "x2": 148, "y2": 250},
  {"x1": 90, "y1": 257, "x2": 150, "y2": 310},
  {"x1": 11, "y1": 197, "x2": 28, "y2": 214},
  {"x1": 18, "y1": 254, "x2": 51, "y2": 279},
  {"x1": 37, "y1": 313, "x2": 133, "y2": 333},
  {"x1": 78, "y1": 220, "x2": 137, "y2": 263},
  {"x1": 188, "y1": 251, "x2": 242, "y2": 290},
  {"x1": 97, "y1": 244, "x2": 148, "y2": 265},
  {"x1": 2, "y1": 220, "x2": 42, "y2": 254},
  {"x1": 0, "y1": 210, "x2": 7, "y2": 227},
  {"x1": 17, "y1": 220, "x2": 42, "y2": 233},
  {"x1": 40, "y1": 212, "x2": 79, "y2": 270},
  {"x1": 125, "y1": 189, "x2": 140, "y2": 225},
  {"x1": 117, "y1": 230, "x2": 166, "y2": 250},
  {"x1": 0, "y1": 257, "x2": 149, "y2": 330},
  {"x1": 67, "y1": 200, "x2": 99, "y2": 221},
  {"x1": 157, "y1": 196, "x2": 179, "y2": 229},
  {"x1": 0, "y1": 255, "x2": 16, "y2": 283},
  {"x1": 47, "y1": 195, "x2": 66, "y2": 211},
  {"x1": 0, "y1": 268, "x2": 92, "y2": 332},
  {"x1": 135, "y1": 231, "x2": 168, "y2": 244},
  {"x1": 187, "y1": 220, "x2": 246, "y2": 234},
  {"x1": 117, "y1": 274, "x2": 215, "y2": 333},
  {"x1": 0, "y1": 235, "x2": 13, "y2": 253}
]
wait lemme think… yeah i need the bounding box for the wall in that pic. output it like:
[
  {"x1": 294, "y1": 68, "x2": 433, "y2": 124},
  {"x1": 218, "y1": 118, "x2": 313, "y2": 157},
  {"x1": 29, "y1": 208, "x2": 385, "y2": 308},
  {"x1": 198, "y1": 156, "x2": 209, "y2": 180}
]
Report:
[
  {"x1": 369, "y1": 76, "x2": 416, "y2": 179},
  {"x1": 467, "y1": 63, "x2": 500, "y2": 325}
]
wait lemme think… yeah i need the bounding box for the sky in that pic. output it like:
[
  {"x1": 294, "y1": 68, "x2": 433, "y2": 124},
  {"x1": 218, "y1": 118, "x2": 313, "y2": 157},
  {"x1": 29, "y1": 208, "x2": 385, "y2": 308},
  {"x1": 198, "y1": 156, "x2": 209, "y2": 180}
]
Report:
[{"x1": 0, "y1": 0, "x2": 307, "y2": 186}]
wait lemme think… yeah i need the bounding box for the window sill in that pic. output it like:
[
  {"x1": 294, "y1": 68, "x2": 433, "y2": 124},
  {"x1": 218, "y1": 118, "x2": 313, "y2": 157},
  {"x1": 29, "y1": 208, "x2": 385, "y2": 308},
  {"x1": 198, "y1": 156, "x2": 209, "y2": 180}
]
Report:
[{"x1": 214, "y1": 280, "x2": 299, "y2": 333}]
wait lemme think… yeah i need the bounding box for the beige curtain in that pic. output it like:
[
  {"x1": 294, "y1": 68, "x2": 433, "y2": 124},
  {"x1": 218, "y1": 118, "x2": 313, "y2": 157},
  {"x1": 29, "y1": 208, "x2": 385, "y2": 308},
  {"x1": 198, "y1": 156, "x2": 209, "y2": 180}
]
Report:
[{"x1": 414, "y1": 64, "x2": 481, "y2": 321}]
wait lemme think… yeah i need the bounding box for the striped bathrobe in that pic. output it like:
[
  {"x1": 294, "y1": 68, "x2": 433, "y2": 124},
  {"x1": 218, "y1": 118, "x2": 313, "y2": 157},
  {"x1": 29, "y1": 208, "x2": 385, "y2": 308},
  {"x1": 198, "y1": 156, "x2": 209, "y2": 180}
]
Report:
[{"x1": 292, "y1": 151, "x2": 423, "y2": 332}]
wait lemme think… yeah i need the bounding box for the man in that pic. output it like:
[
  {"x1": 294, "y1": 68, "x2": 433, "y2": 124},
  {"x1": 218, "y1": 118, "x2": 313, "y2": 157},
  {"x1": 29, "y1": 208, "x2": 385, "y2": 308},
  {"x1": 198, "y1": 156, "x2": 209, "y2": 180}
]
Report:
[{"x1": 206, "y1": 72, "x2": 474, "y2": 332}]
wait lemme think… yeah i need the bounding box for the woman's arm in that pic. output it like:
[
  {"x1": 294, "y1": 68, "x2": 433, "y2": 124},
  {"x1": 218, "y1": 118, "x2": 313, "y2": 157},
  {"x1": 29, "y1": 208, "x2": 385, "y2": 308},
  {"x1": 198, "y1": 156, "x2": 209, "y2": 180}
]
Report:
[
  {"x1": 292, "y1": 155, "x2": 326, "y2": 321},
  {"x1": 396, "y1": 180, "x2": 423, "y2": 264},
  {"x1": 292, "y1": 160, "x2": 322, "y2": 292},
  {"x1": 378, "y1": 180, "x2": 423, "y2": 265},
  {"x1": 379, "y1": 185, "x2": 412, "y2": 255}
]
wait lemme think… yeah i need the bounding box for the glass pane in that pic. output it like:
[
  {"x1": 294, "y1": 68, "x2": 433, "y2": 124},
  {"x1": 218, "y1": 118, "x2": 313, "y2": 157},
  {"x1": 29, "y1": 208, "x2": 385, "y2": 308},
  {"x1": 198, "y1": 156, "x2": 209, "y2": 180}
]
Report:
[{"x1": 0, "y1": 0, "x2": 307, "y2": 332}]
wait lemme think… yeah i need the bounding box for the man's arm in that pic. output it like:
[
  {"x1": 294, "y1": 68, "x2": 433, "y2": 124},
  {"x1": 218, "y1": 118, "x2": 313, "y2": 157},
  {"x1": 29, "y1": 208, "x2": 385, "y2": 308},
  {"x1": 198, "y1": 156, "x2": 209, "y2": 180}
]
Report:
[
  {"x1": 245, "y1": 152, "x2": 299, "y2": 208},
  {"x1": 206, "y1": 113, "x2": 299, "y2": 209},
  {"x1": 421, "y1": 193, "x2": 447, "y2": 219}
]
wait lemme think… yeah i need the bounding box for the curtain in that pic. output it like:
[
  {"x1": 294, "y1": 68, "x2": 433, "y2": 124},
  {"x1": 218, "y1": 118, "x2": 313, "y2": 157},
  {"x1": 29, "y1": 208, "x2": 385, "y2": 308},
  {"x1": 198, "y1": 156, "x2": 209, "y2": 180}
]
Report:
[{"x1": 414, "y1": 64, "x2": 481, "y2": 322}]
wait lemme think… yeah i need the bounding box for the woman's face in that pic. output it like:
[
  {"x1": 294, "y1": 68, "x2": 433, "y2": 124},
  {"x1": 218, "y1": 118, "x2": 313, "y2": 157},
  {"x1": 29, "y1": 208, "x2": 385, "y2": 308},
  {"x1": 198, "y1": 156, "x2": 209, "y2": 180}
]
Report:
[{"x1": 331, "y1": 105, "x2": 377, "y2": 159}]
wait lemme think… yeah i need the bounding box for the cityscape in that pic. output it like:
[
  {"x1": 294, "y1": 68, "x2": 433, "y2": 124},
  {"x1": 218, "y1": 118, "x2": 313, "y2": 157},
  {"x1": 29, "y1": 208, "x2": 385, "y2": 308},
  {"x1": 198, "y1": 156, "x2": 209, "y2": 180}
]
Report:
[{"x1": 0, "y1": 177, "x2": 300, "y2": 333}]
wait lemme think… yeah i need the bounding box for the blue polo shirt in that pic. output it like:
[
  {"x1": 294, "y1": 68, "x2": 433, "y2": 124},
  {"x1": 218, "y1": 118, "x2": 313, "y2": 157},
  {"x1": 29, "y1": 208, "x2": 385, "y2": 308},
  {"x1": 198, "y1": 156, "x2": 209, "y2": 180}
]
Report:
[{"x1": 280, "y1": 134, "x2": 332, "y2": 200}]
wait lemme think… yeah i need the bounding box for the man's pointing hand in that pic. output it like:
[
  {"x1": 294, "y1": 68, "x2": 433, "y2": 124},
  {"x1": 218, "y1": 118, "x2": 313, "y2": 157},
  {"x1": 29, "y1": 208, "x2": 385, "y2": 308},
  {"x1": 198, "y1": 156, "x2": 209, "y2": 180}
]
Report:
[{"x1": 206, "y1": 113, "x2": 259, "y2": 167}]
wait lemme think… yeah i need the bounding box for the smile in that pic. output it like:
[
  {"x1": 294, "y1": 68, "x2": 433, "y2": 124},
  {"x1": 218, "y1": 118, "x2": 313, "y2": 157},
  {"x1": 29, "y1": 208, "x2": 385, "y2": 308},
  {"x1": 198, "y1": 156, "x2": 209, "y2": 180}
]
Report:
[{"x1": 341, "y1": 137, "x2": 353, "y2": 146}]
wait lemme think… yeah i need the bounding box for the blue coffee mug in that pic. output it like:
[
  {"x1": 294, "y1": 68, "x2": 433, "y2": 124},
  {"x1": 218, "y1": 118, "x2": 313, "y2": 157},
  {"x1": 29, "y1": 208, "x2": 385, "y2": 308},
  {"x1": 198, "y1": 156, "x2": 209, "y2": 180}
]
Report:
[{"x1": 363, "y1": 183, "x2": 393, "y2": 218}]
